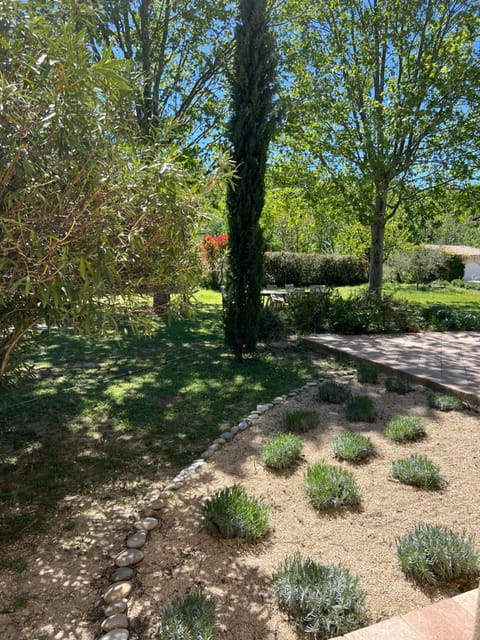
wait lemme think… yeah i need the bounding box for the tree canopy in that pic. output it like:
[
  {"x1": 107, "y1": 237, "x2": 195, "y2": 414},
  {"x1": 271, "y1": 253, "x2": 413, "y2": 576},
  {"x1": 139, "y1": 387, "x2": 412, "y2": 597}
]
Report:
[
  {"x1": 277, "y1": 0, "x2": 480, "y2": 290},
  {"x1": 0, "y1": 1, "x2": 219, "y2": 379}
]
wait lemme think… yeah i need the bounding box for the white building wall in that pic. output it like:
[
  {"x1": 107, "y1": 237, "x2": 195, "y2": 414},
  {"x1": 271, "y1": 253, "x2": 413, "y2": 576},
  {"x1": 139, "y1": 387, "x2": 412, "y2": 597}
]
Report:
[{"x1": 463, "y1": 260, "x2": 480, "y2": 281}]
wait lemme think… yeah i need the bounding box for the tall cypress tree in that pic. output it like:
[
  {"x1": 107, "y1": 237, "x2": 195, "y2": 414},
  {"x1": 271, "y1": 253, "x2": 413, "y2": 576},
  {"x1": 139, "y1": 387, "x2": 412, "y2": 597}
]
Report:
[{"x1": 224, "y1": 0, "x2": 278, "y2": 362}]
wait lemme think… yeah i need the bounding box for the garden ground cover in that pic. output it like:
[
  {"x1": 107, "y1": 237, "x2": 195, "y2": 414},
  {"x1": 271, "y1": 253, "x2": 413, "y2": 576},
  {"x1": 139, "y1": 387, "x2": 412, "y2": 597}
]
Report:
[{"x1": 130, "y1": 375, "x2": 480, "y2": 640}]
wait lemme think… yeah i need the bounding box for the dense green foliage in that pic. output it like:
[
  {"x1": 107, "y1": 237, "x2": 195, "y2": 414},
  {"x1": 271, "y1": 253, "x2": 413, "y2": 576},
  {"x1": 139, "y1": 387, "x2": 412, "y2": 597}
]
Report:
[
  {"x1": 344, "y1": 396, "x2": 376, "y2": 422},
  {"x1": 332, "y1": 431, "x2": 374, "y2": 463},
  {"x1": 276, "y1": 0, "x2": 480, "y2": 291},
  {"x1": 386, "y1": 248, "x2": 465, "y2": 286},
  {"x1": 158, "y1": 590, "x2": 217, "y2": 640},
  {"x1": 260, "y1": 433, "x2": 304, "y2": 470},
  {"x1": 305, "y1": 462, "x2": 361, "y2": 509},
  {"x1": 201, "y1": 485, "x2": 270, "y2": 541},
  {"x1": 384, "y1": 416, "x2": 426, "y2": 442},
  {"x1": 396, "y1": 524, "x2": 479, "y2": 585},
  {"x1": 273, "y1": 554, "x2": 366, "y2": 638},
  {"x1": 0, "y1": 1, "x2": 215, "y2": 379},
  {"x1": 264, "y1": 252, "x2": 367, "y2": 287},
  {"x1": 224, "y1": 0, "x2": 278, "y2": 361}
]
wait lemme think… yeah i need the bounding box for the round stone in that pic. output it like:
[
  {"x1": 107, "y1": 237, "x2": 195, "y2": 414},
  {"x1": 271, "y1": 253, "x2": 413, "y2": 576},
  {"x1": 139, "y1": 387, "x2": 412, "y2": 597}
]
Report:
[
  {"x1": 111, "y1": 567, "x2": 134, "y2": 582},
  {"x1": 213, "y1": 438, "x2": 226, "y2": 445},
  {"x1": 104, "y1": 599, "x2": 128, "y2": 616},
  {"x1": 150, "y1": 499, "x2": 168, "y2": 510},
  {"x1": 99, "y1": 630, "x2": 129, "y2": 640},
  {"x1": 221, "y1": 431, "x2": 234, "y2": 441},
  {"x1": 103, "y1": 582, "x2": 132, "y2": 604},
  {"x1": 134, "y1": 517, "x2": 159, "y2": 531},
  {"x1": 247, "y1": 413, "x2": 259, "y2": 420},
  {"x1": 126, "y1": 531, "x2": 147, "y2": 549},
  {"x1": 114, "y1": 549, "x2": 144, "y2": 567},
  {"x1": 201, "y1": 448, "x2": 215, "y2": 459},
  {"x1": 306, "y1": 381, "x2": 318, "y2": 387},
  {"x1": 230, "y1": 425, "x2": 239, "y2": 434},
  {"x1": 237, "y1": 421, "x2": 249, "y2": 430},
  {"x1": 101, "y1": 614, "x2": 129, "y2": 632}
]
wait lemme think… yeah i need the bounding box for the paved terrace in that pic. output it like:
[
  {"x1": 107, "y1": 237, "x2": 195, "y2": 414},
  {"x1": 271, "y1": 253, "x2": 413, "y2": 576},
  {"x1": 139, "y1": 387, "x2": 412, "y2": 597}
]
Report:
[
  {"x1": 304, "y1": 331, "x2": 480, "y2": 408},
  {"x1": 304, "y1": 330, "x2": 480, "y2": 639}
]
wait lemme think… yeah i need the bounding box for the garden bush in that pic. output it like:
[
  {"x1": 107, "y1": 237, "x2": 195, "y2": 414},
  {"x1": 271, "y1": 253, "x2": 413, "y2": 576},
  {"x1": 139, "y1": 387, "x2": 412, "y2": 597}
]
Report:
[
  {"x1": 391, "y1": 455, "x2": 443, "y2": 490},
  {"x1": 282, "y1": 290, "x2": 332, "y2": 333},
  {"x1": 158, "y1": 590, "x2": 217, "y2": 640},
  {"x1": 317, "y1": 381, "x2": 352, "y2": 404},
  {"x1": 201, "y1": 485, "x2": 270, "y2": 541},
  {"x1": 261, "y1": 433, "x2": 304, "y2": 470},
  {"x1": 332, "y1": 431, "x2": 374, "y2": 462},
  {"x1": 384, "y1": 415, "x2": 426, "y2": 442},
  {"x1": 273, "y1": 554, "x2": 366, "y2": 638},
  {"x1": 305, "y1": 462, "x2": 361, "y2": 509},
  {"x1": 385, "y1": 376, "x2": 412, "y2": 394},
  {"x1": 422, "y1": 306, "x2": 480, "y2": 331},
  {"x1": 284, "y1": 409, "x2": 320, "y2": 433},
  {"x1": 344, "y1": 395, "x2": 376, "y2": 422},
  {"x1": 356, "y1": 362, "x2": 379, "y2": 383},
  {"x1": 264, "y1": 252, "x2": 368, "y2": 287},
  {"x1": 327, "y1": 290, "x2": 414, "y2": 334},
  {"x1": 387, "y1": 248, "x2": 465, "y2": 285},
  {"x1": 396, "y1": 524, "x2": 479, "y2": 585},
  {"x1": 427, "y1": 392, "x2": 463, "y2": 411}
]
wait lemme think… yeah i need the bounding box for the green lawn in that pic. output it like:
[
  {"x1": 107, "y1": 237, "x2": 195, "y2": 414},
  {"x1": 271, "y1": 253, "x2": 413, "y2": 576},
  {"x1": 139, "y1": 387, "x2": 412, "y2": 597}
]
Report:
[
  {"x1": 340, "y1": 283, "x2": 480, "y2": 315},
  {"x1": 0, "y1": 290, "x2": 330, "y2": 545}
]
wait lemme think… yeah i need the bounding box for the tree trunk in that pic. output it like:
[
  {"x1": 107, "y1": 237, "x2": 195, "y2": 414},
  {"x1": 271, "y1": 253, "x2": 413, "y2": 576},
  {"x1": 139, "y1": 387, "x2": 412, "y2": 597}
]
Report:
[
  {"x1": 153, "y1": 290, "x2": 170, "y2": 316},
  {"x1": 368, "y1": 185, "x2": 388, "y2": 294}
]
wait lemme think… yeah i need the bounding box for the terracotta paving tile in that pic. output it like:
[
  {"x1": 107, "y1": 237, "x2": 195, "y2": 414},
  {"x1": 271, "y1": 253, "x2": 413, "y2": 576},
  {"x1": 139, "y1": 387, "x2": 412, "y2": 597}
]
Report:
[
  {"x1": 401, "y1": 598, "x2": 474, "y2": 640},
  {"x1": 343, "y1": 616, "x2": 424, "y2": 639},
  {"x1": 453, "y1": 588, "x2": 479, "y2": 616}
]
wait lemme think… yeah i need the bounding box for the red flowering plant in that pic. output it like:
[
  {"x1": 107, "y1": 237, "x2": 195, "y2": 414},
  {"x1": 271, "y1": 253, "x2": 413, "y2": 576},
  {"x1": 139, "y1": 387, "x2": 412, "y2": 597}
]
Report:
[{"x1": 201, "y1": 233, "x2": 229, "y2": 289}]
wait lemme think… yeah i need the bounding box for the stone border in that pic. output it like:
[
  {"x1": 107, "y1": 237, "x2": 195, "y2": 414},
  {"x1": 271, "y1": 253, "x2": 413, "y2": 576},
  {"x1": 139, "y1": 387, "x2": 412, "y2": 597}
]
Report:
[{"x1": 96, "y1": 378, "x2": 328, "y2": 639}]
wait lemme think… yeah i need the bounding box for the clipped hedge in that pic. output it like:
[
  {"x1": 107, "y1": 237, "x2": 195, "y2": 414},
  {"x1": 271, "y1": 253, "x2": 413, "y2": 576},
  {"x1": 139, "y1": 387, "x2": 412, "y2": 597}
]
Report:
[{"x1": 264, "y1": 252, "x2": 368, "y2": 287}]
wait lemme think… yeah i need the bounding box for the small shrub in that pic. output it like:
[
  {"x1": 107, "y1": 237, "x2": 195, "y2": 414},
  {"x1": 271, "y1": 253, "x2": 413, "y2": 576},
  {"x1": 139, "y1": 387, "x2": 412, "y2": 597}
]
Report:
[
  {"x1": 356, "y1": 362, "x2": 379, "y2": 383},
  {"x1": 158, "y1": 590, "x2": 217, "y2": 640},
  {"x1": 385, "y1": 376, "x2": 412, "y2": 394},
  {"x1": 201, "y1": 485, "x2": 270, "y2": 541},
  {"x1": 344, "y1": 395, "x2": 376, "y2": 422},
  {"x1": 396, "y1": 524, "x2": 479, "y2": 585},
  {"x1": 332, "y1": 431, "x2": 374, "y2": 462},
  {"x1": 273, "y1": 554, "x2": 366, "y2": 638},
  {"x1": 305, "y1": 462, "x2": 361, "y2": 510},
  {"x1": 392, "y1": 455, "x2": 443, "y2": 490},
  {"x1": 317, "y1": 381, "x2": 351, "y2": 403},
  {"x1": 384, "y1": 415, "x2": 426, "y2": 442},
  {"x1": 261, "y1": 433, "x2": 304, "y2": 470},
  {"x1": 283, "y1": 290, "x2": 332, "y2": 333},
  {"x1": 427, "y1": 392, "x2": 463, "y2": 412},
  {"x1": 284, "y1": 409, "x2": 320, "y2": 433}
]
